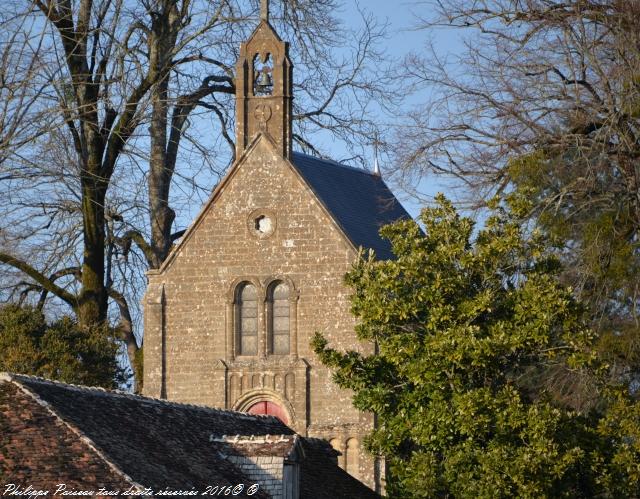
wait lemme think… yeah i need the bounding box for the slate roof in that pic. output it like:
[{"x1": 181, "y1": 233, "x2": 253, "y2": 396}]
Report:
[
  {"x1": 291, "y1": 152, "x2": 411, "y2": 260},
  {"x1": 3, "y1": 373, "x2": 378, "y2": 499}
]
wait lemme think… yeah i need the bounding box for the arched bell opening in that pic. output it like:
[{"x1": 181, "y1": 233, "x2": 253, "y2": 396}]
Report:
[{"x1": 253, "y1": 53, "x2": 274, "y2": 96}]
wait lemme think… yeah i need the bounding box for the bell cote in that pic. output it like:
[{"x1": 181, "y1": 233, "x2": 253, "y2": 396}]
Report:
[{"x1": 235, "y1": 0, "x2": 293, "y2": 159}]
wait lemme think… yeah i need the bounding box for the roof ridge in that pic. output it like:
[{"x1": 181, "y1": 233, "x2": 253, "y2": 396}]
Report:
[
  {"x1": 4, "y1": 372, "x2": 285, "y2": 423},
  {"x1": 292, "y1": 151, "x2": 378, "y2": 177}
]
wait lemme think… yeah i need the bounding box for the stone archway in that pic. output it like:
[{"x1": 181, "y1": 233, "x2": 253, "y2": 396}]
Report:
[{"x1": 233, "y1": 389, "x2": 295, "y2": 427}]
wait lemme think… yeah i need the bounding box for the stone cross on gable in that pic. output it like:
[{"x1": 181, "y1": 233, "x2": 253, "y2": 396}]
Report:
[{"x1": 261, "y1": 0, "x2": 269, "y2": 22}]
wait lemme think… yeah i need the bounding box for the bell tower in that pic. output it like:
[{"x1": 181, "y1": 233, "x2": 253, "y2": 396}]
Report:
[{"x1": 235, "y1": 0, "x2": 293, "y2": 159}]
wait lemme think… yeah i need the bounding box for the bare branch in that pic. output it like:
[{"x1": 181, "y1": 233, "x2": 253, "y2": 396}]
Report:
[{"x1": 0, "y1": 252, "x2": 77, "y2": 308}]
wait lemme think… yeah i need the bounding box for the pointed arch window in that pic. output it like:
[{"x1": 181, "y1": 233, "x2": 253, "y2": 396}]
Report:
[
  {"x1": 268, "y1": 281, "x2": 290, "y2": 355},
  {"x1": 237, "y1": 282, "x2": 258, "y2": 355}
]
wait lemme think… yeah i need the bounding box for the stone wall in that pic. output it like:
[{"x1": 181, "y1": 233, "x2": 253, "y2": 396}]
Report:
[{"x1": 144, "y1": 137, "x2": 376, "y2": 488}]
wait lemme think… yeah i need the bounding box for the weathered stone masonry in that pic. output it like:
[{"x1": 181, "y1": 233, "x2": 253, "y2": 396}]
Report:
[
  {"x1": 143, "y1": 6, "x2": 410, "y2": 492},
  {"x1": 144, "y1": 138, "x2": 377, "y2": 487}
]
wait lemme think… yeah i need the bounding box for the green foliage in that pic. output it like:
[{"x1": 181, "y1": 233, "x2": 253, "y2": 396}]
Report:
[
  {"x1": 0, "y1": 304, "x2": 127, "y2": 388},
  {"x1": 312, "y1": 194, "x2": 640, "y2": 498},
  {"x1": 594, "y1": 386, "x2": 640, "y2": 491},
  {"x1": 508, "y1": 151, "x2": 640, "y2": 384}
]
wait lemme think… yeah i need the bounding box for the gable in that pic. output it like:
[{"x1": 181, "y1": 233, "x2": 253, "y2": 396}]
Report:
[
  {"x1": 158, "y1": 135, "x2": 358, "y2": 274},
  {"x1": 158, "y1": 135, "x2": 410, "y2": 274}
]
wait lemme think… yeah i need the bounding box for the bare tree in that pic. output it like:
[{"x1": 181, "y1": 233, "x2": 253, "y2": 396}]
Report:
[
  {"x1": 0, "y1": 12, "x2": 51, "y2": 169},
  {"x1": 1, "y1": 0, "x2": 164, "y2": 329},
  {"x1": 394, "y1": 0, "x2": 640, "y2": 382},
  {"x1": 395, "y1": 0, "x2": 639, "y2": 201},
  {"x1": 0, "y1": 0, "x2": 393, "y2": 389}
]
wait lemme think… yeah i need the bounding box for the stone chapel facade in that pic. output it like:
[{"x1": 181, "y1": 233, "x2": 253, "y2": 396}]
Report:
[{"x1": 143, "y1": 4, "x2": 410, "y2": 493}]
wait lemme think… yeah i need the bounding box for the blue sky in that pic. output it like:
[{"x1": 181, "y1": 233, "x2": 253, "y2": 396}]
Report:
[
  {"x1": 333, "y1": 1, "x2": 466, "y2": 218},
  {"x1": 180, "y1": 1, "x2": 467, "y2": 222}
]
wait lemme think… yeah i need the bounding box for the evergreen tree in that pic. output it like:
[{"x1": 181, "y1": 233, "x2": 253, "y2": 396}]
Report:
[
  {"x1": 0, "y1": 304, "x2": 126, "y2": 388},
  {"x1": 313, "y1": 194, "x2": 640, "y2": 498}
]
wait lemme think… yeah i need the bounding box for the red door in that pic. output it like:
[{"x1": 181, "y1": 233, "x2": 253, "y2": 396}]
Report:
[{"x1": 247, "y1": 401, "x2": 289, "y2": 424}]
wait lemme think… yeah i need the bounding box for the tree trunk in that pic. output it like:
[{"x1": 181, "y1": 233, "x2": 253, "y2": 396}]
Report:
[
  {"x1": 148, "y1": 2, "x2": 180, "y2": 269},
  {"x1": 78, "y1": 179, "x2": 107, "y2": 326},
  {"x1": 149, "y1": 74, "x2": 175, "y2": 269}
]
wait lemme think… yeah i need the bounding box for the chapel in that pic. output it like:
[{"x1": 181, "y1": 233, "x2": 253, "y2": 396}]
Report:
[{"x1": 142, "y1": 1, "x2": 410, "y2": 492}]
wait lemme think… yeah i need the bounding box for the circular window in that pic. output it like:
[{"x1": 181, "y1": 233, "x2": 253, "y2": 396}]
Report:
[{"x1": 248, "y1": 209, "x2": 276, "y2": 238}]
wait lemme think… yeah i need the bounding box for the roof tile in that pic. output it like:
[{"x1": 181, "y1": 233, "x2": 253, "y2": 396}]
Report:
[{"x1": 3, "y1": 374, "x2": 378, "y2": 498}]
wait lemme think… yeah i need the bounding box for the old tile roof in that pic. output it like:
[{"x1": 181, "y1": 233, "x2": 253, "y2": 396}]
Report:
[
  {"x1": 2, "y1": 373, "x2": 378, "y2": 498},
  {"x1": 4, "y1": 373, "x2": 274, "y2": 497},
  {"x1": 292, "y1": 152, "x2": 411, "y2": 260},
  {"x1": 0, "y1": 378, "x2": 133, "y2": 491}
]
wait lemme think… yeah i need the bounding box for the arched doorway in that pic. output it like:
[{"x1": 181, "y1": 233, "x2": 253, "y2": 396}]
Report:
[{"x1": 247, "y1": 400, "x2": 289, "y2": 424}]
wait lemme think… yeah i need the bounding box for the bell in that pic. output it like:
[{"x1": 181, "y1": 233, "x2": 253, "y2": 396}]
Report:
[{"x1": 256, "y1": 70, "x2": 272, "y2": 93}]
